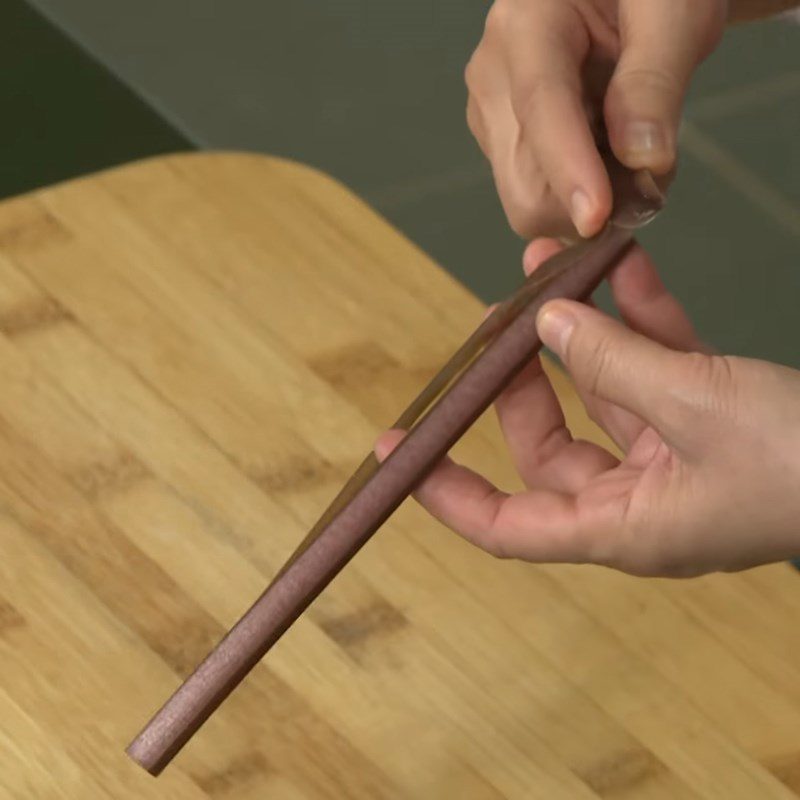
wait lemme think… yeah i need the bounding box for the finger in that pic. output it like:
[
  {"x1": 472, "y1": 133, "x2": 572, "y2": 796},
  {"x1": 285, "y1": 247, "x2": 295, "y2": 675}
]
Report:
[
  {"x1": 568, "y1": 345, "x2": 647, "y2": 453},
  {"x1": 607, "y1": 245, "x2": 710, "y2": 353},
  {"x1": 375, "y1": 429, "x2": 512, "y2": 552},
  {"x1": 524, "y1": 243, "x2": 710, "y2": 451},
  {"x1": 524, "y1": 238, "x2": 645, "y2": 449},
  {"x1": 375, "y1": 429, "x2": 409, "y2": 462},
  {"x1": 536, "y1": 299, "x2": 685, "y2": 434},
  {"x1": 605, "y1": 0, "x2": 725, "y2": 173},
  {"x1": 466, "y1": 94, "x2": 489, "y2": 158},
  {"x1": 467, "y1": 41, "x2": 557, "y2": 238},
  {"x1": 494, "y1": 357, "x2": 567, "y2": 480},
  {"x1": 494, "y1": 358, "x2": 618, "y2": 491},
  {"x1": 375, "y1": 429, "x2": 588, "y2": 562},
  {"x1": 578, "y1": 244, "x2": 712, "y2": 449},
  {"x1": 525, "y1": 240, "x2": 707, "y2": 362},
  {"x1": 505, "y1": 9, "x2": 612, "y2": 237},
  {"x1": 522, "y1": 237, "x2": 565, "y2": 275},
  {"x1": 518, "y1": 240, "x2": 621, "y2": 484},
  {"x1": 475, "y1": 92, "x2": 561, "y2": 238},
  {"x1": 465, "y1": 46, "x2": 514, "y2": 161},
  {"x1": 556, "y1": 292, "x2": 644, "y2": 451},
  {"x1": 522, "y1": 238, "x2": 709, "y2": 356}
]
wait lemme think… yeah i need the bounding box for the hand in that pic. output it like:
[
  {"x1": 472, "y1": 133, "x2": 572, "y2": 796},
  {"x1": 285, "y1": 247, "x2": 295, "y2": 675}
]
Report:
[
  {"x1": 376, "y1": 241, "x2": 800, "y2": 577},
  {"x1": 466, "y1": 0, "x2": 727, "y2": 238}
]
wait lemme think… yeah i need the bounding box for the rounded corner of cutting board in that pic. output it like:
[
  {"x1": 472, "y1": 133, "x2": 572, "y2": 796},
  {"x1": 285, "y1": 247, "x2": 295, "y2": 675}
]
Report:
[
  {"x1": 150, "y1": 150, "x2": 360, "y2": 204},
  {"x1": 10, "y1": 149, "x2": 358, "y2": 211}
]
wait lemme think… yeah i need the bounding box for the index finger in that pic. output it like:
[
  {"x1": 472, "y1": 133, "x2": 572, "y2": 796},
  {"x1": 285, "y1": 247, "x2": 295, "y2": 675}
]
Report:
[
  {"x1": 505, "y1": 8, "x2": 612, "y2": 236},
  {"x1": 376, "y1": 429, "x2": 604, "y2": 564}
]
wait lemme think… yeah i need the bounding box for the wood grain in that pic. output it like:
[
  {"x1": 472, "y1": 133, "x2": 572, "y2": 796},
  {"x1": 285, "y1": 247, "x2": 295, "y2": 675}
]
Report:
[{"x1": 0, "y1": 152, "x2": 798, "y2": 799}]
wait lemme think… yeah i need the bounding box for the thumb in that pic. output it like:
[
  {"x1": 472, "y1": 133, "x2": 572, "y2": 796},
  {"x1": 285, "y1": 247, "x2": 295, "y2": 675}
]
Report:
[
  {"x1": 536, "y1": 299, "x2": 683, "y2": 429},
  {"x1": 604, "y1": 0, "x2": 726, "y2": 173}
]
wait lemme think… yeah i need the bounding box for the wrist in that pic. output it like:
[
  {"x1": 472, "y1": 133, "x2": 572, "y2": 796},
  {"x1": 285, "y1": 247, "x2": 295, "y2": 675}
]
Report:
[{"x1": 728, "y1": 0, "x2": 800, "y2": 22}]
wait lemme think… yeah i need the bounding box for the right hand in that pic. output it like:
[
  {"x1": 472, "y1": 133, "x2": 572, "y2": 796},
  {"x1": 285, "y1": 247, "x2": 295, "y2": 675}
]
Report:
[
  {"x1": 466, "y1": 0, "x2": 728, "y2": 238},
  {"x1": 377, "y1": 241, "x2": 800, "y2": 577}
]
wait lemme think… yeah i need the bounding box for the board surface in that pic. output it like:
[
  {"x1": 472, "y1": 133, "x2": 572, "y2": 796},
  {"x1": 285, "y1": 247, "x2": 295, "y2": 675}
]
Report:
[{"x1": 0, "y1": 152, "x2": 799, "y2": 799}]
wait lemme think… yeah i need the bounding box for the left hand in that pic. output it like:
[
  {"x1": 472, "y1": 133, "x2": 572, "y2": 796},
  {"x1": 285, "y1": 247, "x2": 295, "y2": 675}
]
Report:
[
  {"x1": 465, "y1": 0, "x2": 728, "y2": 238},
  {"x1": 375, "y1": 240, "x2": 800, "y2": 577}
]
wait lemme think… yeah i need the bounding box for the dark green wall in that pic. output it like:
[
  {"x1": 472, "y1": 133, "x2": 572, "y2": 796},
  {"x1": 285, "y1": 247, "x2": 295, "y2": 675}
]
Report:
[{"x1": 0, "y1": 0, "x2": 190, "y2": 199}]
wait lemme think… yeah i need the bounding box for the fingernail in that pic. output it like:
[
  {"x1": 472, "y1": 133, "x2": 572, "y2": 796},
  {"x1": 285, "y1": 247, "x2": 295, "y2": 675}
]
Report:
[
  {"x1": 482, "y1": 302, "x2": 499, "y2": 321},
  {"x1": 622, "y1": 121, "x2": 670, "y2": 164},
  {"x1": 537, "y1": 304, "x2": 576, "y2": 356},
  {"x1": 570, "y1": 189, "x2": 594, "y2": 238}
]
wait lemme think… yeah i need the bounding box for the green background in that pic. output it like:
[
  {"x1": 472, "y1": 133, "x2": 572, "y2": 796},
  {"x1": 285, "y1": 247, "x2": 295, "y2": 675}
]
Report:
[{"x1": 4, "y1": 1, "x2": 799, "y2": 366}]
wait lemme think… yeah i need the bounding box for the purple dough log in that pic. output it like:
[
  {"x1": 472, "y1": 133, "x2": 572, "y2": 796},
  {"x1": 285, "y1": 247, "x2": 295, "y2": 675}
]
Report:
[{"x1": 126, "y1": 224, "x2": 634, "y2": 776}]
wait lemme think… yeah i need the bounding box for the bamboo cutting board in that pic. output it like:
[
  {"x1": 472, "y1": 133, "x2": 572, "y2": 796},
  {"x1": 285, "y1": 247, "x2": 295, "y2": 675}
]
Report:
[{"x1": 0, "y1": 152, "x2": 799, "y2": 799}]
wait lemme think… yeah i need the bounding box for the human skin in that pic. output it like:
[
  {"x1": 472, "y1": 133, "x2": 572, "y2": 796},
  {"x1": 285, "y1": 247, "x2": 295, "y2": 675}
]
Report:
[
  {"x1": 467, "y1": 0, "x2": 798, "y2": 239},
  {"x1": 376, "y1": 241, "x2": 800, "y2": 577}
]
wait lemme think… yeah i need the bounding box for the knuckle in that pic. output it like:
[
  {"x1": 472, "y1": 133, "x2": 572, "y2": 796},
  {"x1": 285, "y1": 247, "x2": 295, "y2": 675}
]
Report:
[
  {"x1": 487, "y1": 539, "x2": 511, "y2": 560},
  {"x1": 613, "y1": 65, "x2": 681, "y2": 101},
  {"x1": 477, "y1": 489, "x2": 512, "y2": 559},
  {"x1": 480, "y1": 528, "x2": 511, "y2": 560},
  {"x1": 464, "y1": 54, "x2": 479, "y2": 93},
  {"x1": 512, "y1": 76, "x2": 567, "y2": 132},
  {"x1": 465, "y1": 97, "x2": 482, "y2": 140},
  {"x1": 506, "y1": 213, "x2": 532, "y2": 239},
  {"x1": 501, "y1": 182, "x2": 549, "y2": 239},
  {"x1": 484, "y1": 0, "x2": 511, "y2": 36},
  {"x1": 505, "y1": 204, "x2": 543, "y2": 239}
]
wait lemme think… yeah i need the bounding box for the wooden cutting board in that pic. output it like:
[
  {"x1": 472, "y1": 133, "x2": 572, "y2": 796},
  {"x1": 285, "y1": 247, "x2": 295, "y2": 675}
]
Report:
[{"x1": 0, "y1": 152, "x2": 798, "y2": 799}]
